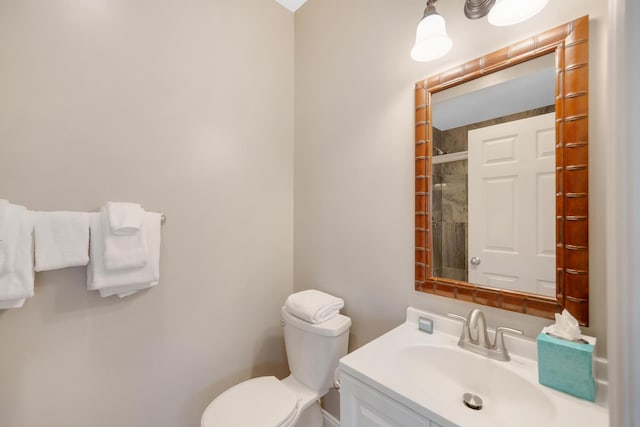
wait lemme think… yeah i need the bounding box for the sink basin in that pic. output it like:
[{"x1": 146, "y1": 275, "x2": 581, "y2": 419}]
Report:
[{"x1": 397, "y1": 344, "x2": 556, "y2": 424}]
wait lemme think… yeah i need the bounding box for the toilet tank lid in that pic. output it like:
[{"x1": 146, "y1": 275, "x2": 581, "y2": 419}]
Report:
[{"x1": 281, "y1": 306, "x2": 351, "y2": 337}]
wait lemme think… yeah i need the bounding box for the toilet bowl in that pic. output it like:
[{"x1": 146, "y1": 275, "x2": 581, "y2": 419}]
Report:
[{"x1": 201, "y1": 305, "x2": 351, "y2": 427}]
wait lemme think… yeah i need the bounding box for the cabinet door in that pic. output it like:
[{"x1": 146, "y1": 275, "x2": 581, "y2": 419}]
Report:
[{"x1": 340, "y1": 373, "x2": 429, "y2": 427}]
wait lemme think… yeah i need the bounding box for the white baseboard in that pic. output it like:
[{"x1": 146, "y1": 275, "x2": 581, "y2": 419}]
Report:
[{"x1": 322, "y1": 408, "x2": 340, "y2": 427}]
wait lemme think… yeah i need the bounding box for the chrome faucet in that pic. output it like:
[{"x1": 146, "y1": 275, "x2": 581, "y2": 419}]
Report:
[{"x1": 448, "y1": 309, "x2": 523, "y2": 362}]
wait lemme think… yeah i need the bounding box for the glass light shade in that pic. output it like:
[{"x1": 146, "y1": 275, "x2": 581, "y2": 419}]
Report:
[
  {"x1": 487, "y1": 0, "x2": 549, "y2": 26},
  {"x1": 410, "y1": 13, "x2": 453, "y2": 62}
]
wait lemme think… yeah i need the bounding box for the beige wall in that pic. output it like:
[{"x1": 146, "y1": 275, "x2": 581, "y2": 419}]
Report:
[
  {"x1": 0, "y1": 1, "x2": 293, "y2": 426},
  {"x1": 294, "y1": 0, "x2": 608, "y2": 354}
]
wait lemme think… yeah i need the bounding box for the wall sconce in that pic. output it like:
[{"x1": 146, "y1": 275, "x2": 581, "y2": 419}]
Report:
[
  {"x1": 411, "y1": 0, "x2": 550, "y2": 62},
  {"x1": 410, "y1": 0, "x2": 453, "y2": 62}
]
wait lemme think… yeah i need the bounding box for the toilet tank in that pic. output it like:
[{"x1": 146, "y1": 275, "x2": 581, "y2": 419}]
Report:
[{"x1": 281, "y1": 307, "x2": 351, "y2": 396}]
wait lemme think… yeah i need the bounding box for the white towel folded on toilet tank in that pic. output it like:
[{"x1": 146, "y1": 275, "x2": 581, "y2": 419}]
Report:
[
  {"x1": 0, "y1": 210, "x2": 35, "y2": 309},
  {"x1": 0, "y1": 200, "x2": 27, "y2": 275},
  {"x1": 284, "y1": 289, "x2": 344, "y2": 324},
  {"x1": 34, "y1": 211, "x2": 90, "y2": 272},
  {"x1": 88, "y1": 211, "x2": 161, "y2": 298}
]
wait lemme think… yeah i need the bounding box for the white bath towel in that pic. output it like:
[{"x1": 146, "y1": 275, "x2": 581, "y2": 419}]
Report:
[
  {"x1": 105, "y1": 202, "x2": 144, "y2": 235},
  {"x1": 88, "y1": 212, "x2": 161, "y2": 297},
  {"x1": 34, "y1": 211, "x2": 90, "y2": 272},
  {"x1": 0, "y1": 211, "x2": 35, "y2": 309},
  {"x1": 102, "y1": 206, "x2": 148, "y2": 270},
  {"x1": 0, "y1": 202, "x2": 27, "y2": 275},
  {"x1": 284, "y1": 289, "x2": 344, "y2": 324}
]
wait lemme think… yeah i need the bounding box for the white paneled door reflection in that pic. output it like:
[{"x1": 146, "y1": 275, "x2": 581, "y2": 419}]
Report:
[{"x1": 468, "y1": 112, "x2": 556, "y2": 296}]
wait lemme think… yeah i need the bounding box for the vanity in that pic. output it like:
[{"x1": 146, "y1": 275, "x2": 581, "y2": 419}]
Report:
[{"x1": 338, "y1": 307, "x2": 608, "y2": 427}]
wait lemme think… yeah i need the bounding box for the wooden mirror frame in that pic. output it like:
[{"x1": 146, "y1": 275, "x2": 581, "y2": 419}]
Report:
[{"x1": 415, "y1": 16, "x2": 590, "y2": 325}]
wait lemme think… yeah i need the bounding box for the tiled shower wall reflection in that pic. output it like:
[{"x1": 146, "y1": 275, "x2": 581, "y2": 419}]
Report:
[{"x1": 431, "y1": 155, "x2": 468, "y2": 281}]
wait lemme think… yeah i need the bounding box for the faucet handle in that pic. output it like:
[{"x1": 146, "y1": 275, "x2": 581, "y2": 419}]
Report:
[
  {"x1": 447, "y1": 313, "x2": 468, "y2": 323},
  {"x1": 496, "y1": 326, "x2": 524, "y2": 336},
  {"x1": 447, "y1": 313, "x2": 470, "y2": 344},
  {"x1": 493, "y1": 326, "x2": 524, "y2": 361}
]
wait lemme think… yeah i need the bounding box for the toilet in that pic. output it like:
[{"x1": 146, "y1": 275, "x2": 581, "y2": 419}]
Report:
[{"x1": 201, "y1": 304, "x2": 351, "y2": 427}]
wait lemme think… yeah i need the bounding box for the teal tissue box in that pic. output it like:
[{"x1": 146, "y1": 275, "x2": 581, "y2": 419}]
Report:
[{"x1": 537, "y1": 332, "x2": 596, "y2": 402}]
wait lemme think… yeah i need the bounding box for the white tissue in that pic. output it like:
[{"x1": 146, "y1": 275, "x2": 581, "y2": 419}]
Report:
[{"x1": 541, "y1": 309, "x2": 582, "y2": 341}]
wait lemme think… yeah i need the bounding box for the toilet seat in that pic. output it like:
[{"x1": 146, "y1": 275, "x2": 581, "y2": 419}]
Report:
[{"x1": 201, "y1": 376, "x2": 300, "y2": 427}]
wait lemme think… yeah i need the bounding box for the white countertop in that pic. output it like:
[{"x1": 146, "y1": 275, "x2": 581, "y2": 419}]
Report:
[{"x1": 339, "y1": 307, "x2": 608, "y2": 427}]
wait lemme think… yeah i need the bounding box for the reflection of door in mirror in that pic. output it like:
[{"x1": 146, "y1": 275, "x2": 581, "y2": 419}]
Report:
[
  {"x1": 430, "y1": 107, "x2": 555, "y2": 290},
  {"x1": 468, "y1": 112, "x2": 556, "y2": 296},
  {"x1": 430, "y1": 54, "x2": 556, "y2": 295}
]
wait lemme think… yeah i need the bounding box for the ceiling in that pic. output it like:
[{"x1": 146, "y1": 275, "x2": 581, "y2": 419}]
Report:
[{"x1": 274, "y1": 0, "x2": 308, "y2": 12}]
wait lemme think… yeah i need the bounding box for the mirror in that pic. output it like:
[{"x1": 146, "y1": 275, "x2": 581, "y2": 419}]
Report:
[
  {"x1": 430, "y1": 53, "x2": 556, "y2": 292},
  {"x1": 415, "y1": 16, "x2": 590, "y2": 325}
]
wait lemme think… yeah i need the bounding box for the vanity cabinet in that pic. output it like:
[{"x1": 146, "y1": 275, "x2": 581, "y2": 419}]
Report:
[{"x1": 340, "y1": 372, "x2": 445, "y2": 427}]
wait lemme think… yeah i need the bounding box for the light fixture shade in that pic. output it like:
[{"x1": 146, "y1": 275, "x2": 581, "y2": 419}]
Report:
[
  {"x1": 411, "y1": 13, "x2": 453, "y2": 62},
  {"x1": 487, "y1": 0, "x2": 549, "y2": 26}
]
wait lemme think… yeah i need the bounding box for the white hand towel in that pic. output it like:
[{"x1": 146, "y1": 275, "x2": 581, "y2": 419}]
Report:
[
  {"x1": 98, "y1": 212, "x2": 161, "y2": 298},
  {"x1": 284, "y1": 289, "x2": 344, "y2": 324},
  {"x1": 102, "y1": 207, "x2": 148, "y2": 270},
  {"x1": 0, "y1": 202, "x2": 27, "y2": 275},
  {"x1": 88, "y1": 212, "x2": 161, "y2": 296},
  {"x1": 34, "y1": 211, "x2": 90, "y2": 272},
  {"x1": 0, "y1": 211, "x2": 35, "y2": 309},
  {"x1": 98, "y1": 280, "x2": 159, "y2": 299},
  {"x1": 105, "y1": 202, "x2": 144, "y2": 235}
]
